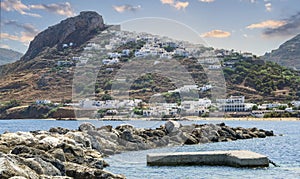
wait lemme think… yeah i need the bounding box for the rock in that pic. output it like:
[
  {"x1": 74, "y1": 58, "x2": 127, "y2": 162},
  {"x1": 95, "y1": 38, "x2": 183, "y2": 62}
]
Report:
[
  {"x1": 115, "y1": 124, "x2": 134, "y2": 132},
  {"x1": 33, "y1": 157, "x2": 62, "y2": 176},
  {"x1": 265, "y1": 130, "x2": 274, "y2": 136},
  {"x1": 78, "y1": 123, "x2": 96, "y2": 132},
  {"x1": 184, "y1": 134, "x2": 199, "y2": 145},
  {"x1": 256, "y1": 132, "x2": 266, "y2": 138},
  {"x1": 50, "y1": 148, "x2": 66, "y2": 162},
  {"x1": 49, "y1": 127, "x2": 70, "y2": 135},
  {"x1": 121, "y1": 130, "x2": 134, "y2": 142},
  {"x1": 0, "y1": 153, "x2": 39, "y2": 179},
  {"x1": 64, "y1": 162, "x2": 125, "y2": 179},
  {"x1": 165, "y1": 120, "x2": 182, "y2": 134},
  {"x1": 22, "y1": 11, "x2": 105, "y2": 61},
  {"x1": 97, "y1": 125, "x2": 112, "y2": 132}
]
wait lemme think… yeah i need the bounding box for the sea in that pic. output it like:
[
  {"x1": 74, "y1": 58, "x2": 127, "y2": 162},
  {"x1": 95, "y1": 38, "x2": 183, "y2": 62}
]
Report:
[{"x1": 0, "y1": 119, "x2": 299, "y2": 179}]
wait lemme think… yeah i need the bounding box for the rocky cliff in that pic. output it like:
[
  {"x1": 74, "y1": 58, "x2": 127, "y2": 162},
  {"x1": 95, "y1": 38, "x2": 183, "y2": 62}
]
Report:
[{"x1": 21, "y1": 11, "x2": 105, "y2": 61}]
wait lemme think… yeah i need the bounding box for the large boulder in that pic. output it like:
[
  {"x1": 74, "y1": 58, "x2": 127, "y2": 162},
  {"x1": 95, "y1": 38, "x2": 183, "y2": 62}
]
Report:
[
  {"x1": 78, "y1": 123, "x2": 96, "y2": 132},
  {"x1": 165, "y1": 120, "x2": 182, "y2": 134}
]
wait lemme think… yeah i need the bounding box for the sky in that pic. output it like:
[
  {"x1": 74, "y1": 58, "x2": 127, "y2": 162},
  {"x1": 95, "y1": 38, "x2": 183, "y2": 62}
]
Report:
[{"x1": 1, "y1": 0, "x2": 300, "y2": 56}]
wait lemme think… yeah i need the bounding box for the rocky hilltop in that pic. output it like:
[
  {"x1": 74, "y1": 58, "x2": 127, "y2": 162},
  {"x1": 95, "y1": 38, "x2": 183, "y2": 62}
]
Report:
[
  {"x1": 0, "y1": 121, "x2": 274, "y2": 178},
  {"x1": 22, "y1": 11, "x2": 105, "y2": 61},
  {"x1": 262, "y1": 34, "x2": 300, "y2": 70}
]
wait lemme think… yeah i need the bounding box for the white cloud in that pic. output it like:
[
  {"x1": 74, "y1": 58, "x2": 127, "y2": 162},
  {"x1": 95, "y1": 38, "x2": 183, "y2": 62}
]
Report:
[
  {"x1": 160, "y1": 0, "x2": 189, "y2": 10},
  {"x1": 173, "y1": 1, "x2": 189, "y2": 10},
  {"x1": 161, "y1": 0, "x2": 174, "y2": 4},
  {"x1": 0, "y1": 33, "x2": 19, "y2": 41},
  {"x1": 0, "y1": 0, "x2": 75, "y2": 17},
  {"x1": 1, "y1": 22, "x2": 39, "y2": 45},
  {"x1": 0, "y1": 0, "x2": 41, "y2": 17},
  {"x1": 0, "y1": 44, "x2": 11, "y2": 49},
  {"x1": 30, "y1": 2, "x2": 75, "y2": 17},
  {"x1": 265, "y1": 3, "x2": 272, "y2": 12},
  {"x1": 246, "y1": 20, "x2": 286, "y2": 29},
  {"x1": 199, "y1": 0, "x2": 215, "y2": 3},
  {"x1": 113, "y1": 4, "x2": 141, "y2": 13},
  {"x1": 200, "y1": 30, "x2": 231, "y2": 38}
]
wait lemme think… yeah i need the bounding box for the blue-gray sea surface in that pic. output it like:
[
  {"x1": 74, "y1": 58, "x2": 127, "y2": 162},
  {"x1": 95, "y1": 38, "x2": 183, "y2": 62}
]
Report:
[{"x1": 0, "y1": 119, "x2": 299, "y2": 179}]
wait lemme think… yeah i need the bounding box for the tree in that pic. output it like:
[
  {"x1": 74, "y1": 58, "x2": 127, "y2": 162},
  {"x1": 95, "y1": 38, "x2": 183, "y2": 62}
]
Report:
[{"x1": 252, "y1": 105, "x2": 258, "y2": 110}]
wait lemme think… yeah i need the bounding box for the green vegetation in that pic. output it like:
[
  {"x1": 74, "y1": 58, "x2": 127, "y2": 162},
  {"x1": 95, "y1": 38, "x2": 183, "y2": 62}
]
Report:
[
  {"x1": 223, "y1": 59, "x2": 300, "y2": 97},
  {"x1": 0, "y1": 100, "x2": 20, "y2": 113}
]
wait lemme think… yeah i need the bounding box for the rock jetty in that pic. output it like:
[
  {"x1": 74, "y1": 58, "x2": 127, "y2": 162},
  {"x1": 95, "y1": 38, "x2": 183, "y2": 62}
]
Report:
[{"x1": 0, "y1": 121, "x2": 274, "y2": 178}]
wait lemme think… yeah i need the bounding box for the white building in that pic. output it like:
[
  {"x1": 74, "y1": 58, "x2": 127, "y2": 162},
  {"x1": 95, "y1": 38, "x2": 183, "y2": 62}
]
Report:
[
  {"x1": 208, "y1": 65, "x2": 221, "y2": 70},
  {"x1": 36, "y1": 100, "x2": 51, "y2": 105},
  {"x1": 291, "y1": 101, "x2": 300, "y2": 108},
  {"x1": 216, "y1": 96, "x2": 245, "y2": 112}
]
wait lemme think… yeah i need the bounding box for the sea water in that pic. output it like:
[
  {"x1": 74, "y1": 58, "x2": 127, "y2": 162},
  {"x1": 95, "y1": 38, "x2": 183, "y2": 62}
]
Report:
[{"x1": 0, "y1": 119, "x2": 299, "y2": 178}]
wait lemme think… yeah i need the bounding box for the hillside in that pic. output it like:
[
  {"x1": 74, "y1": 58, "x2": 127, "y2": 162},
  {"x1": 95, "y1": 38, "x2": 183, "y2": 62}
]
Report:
[
  {"x1": 262, "y1": 34, "x2": 300, "y2": 71},
  {"x1": 0, "y1": 48, "x2": 23, "y2": 66},
  {"x1": 0, "y1": 11, "x2": 299, "y2": 105}
]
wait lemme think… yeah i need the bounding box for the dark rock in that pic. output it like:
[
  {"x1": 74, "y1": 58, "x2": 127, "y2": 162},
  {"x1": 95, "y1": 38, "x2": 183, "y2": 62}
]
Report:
[
  {"x1": 22, "y1": 11, "x2": 105, "y2": 61},
  {"x1": 265, "y1": 130, "x2": 274, "y2": 136},
  {"x1": 165, "y1": 120, "x2": 182, "y2": 134},
  {"x1": 257, "y1": 132, "x2": 266, "y2": 138},
  {"x1": 184, "y1": 134, "x2": 199, "y2": 145},
  {"x1": 121, "y1": 130, "x2": 134, "y2": 142},
  {"x1": 78, "y1": 122, "x2": 96, "y2": 132},
  {"x1": 49, "y1": 127, "x2": 70, "y2": 134}
]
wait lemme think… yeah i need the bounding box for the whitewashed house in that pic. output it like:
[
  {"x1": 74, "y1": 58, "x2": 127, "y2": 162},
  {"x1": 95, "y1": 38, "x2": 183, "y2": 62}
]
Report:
[
  {"x1": 36, "y1": 100, "x2": 51, "y2": 105},
  {"x1": 208, "y1": 65, "x2": 221, "y2": 70}
]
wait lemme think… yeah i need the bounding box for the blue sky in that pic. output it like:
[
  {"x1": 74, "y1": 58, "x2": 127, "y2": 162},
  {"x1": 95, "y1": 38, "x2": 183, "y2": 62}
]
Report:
[{"x1": 1, "y1": 0, "x2": 300, "y2": 55}]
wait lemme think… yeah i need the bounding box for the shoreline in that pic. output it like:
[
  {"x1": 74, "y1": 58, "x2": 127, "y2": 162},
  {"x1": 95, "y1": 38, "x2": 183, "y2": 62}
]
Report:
[{"x1": 1, "y1": 117, "x2": 299, "y2": 121}]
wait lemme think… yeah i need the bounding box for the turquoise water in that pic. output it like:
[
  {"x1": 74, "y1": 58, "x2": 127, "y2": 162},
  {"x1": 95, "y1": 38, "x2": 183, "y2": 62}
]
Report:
[{"x1": 0, "y1": 119, "x2": 299, "y2": 178}]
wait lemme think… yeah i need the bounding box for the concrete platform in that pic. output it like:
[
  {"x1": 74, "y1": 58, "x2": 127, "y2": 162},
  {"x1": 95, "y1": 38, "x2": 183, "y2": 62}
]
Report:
[{"x1": 147, "y1": 150, "x2": 269, "y2": 167}]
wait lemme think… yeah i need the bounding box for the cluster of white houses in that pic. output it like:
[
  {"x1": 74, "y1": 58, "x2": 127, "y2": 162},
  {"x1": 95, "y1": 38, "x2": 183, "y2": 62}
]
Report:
[{"x1": 36, "y1": 96, "x2": 300, "y2": 117}]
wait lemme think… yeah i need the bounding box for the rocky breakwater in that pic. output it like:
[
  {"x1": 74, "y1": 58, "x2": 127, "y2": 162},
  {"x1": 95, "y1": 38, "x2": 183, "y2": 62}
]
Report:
[
  {"x1": 0, "y1": 121, "x2": 274, "y2": 178},
  {"x1": 0, "y1": 127, "x2": 125, "y2": 179},
  {"x1": 79, "y1": 121, "x2": 275, "y2": 155}
]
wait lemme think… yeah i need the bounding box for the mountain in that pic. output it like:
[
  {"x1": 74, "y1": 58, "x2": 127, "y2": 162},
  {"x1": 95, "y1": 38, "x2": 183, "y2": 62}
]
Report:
[
  {"x1": 262, "y1": 34, "x2": 300, "y2": 70},
  {"x1": 0, "y1": 48, "x2": 23, "y2": 66},
  {"x1": 0, "y1": 11, "x2": 299, "y2": 105}
]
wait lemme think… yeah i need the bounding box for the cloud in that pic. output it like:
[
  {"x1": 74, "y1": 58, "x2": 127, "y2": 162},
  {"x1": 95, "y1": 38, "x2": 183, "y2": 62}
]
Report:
[
  {"x1": 265, "y1": 3, "x2": 272, "y2": 12},
  {"x1": 160, "y1": 0, "x2": 189, "y2": 10},
  {"x1": 161, "y1": 0, "x2": 174, "y2": 4},
  {"x1": 0, "y1": 32, "x2": 35, "y2": 45},
  {"x1": 200, "y1": 30, "x2": 231, "y2": 38},
  {"x1": 173, "y1": 1, "x2": 189, "y2": 10},
  {"x1": 30, "y1": 2, "x2": 75, "y2": 17},
  {"x1": 0, "y1": 44, "x2": 11, "y2": 49},
  {"x1": 0, "y1": 33, "x2": 19, "y2": 41},
  {"x1": 113, "y1": 4, "x2": 141, "y2": 13},
  {"x1": 1, "y1": 21, "x2": 39, "y2": 45},
  {"x1": 0, "y1": 0, "x2": 75, "y2": 17},
  {"x1": 199, "y1": 0, "x2": 215, "y2": 2},
  {"x1": 0, "y1": 0, "x2": 41, "y2": 17},
  {"x1": 263, "y1": 12, "x2": 300, "y2": 37},
  {"x1": 246, "y1": 20, "x2": 286, "y2": 29},
  {"x1": 3, "y1": 20, "x2": 39, "y2": 35}
]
